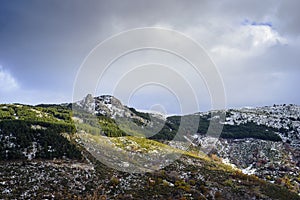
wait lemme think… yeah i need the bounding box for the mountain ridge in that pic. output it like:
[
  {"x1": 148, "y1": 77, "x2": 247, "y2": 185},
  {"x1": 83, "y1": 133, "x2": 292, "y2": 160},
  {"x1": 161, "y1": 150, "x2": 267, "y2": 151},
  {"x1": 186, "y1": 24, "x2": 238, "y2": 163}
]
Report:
[{"x1": 0, "y1": 95, "x2": 300, "y2": 199}]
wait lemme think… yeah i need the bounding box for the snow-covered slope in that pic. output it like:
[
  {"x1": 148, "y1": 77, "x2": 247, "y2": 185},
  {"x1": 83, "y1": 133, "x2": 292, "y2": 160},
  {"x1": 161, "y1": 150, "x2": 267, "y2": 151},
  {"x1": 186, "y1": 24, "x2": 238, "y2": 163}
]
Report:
[{"x1": 223, "y1": 104, "x2": 300, "y2": 147}]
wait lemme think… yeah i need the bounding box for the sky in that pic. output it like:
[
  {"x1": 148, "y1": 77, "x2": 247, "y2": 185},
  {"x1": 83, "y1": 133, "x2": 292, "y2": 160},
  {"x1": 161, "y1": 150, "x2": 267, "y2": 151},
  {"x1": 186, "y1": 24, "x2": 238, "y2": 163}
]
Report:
[{"x1": 0, "y1": 0, "x2": 299, "y2": 114}]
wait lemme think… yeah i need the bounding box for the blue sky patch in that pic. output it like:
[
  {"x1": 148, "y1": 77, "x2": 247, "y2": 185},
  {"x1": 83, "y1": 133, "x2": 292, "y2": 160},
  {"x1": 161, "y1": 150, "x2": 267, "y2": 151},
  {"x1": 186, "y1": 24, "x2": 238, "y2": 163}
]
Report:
[{"x1": 242, "y1": 19, "x2": 272, "y2": 27}]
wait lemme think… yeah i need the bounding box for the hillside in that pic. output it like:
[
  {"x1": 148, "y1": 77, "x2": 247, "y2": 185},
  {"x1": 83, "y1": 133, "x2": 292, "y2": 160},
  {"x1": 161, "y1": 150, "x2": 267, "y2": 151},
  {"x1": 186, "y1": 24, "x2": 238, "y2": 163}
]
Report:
[
  {"x1": 0, "y1": 96, "x2": 300, "y2": 199},
  {"x1": 1, "y1": 135, "x2": 299, "y2": 199}
]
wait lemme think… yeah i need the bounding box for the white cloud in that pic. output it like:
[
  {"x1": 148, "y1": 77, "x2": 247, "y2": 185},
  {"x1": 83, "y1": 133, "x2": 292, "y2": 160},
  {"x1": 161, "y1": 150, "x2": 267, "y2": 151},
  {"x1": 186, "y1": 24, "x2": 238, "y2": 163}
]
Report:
[
  {"x1": 0, "y1": 65, "x2": 71, "y2": 104},
  {"x1": 0, "y1": 66, "x2": 19, "y2": 92},
  {"x1": 248, "y1": 25, "x2": 287, "y2": 47},
  {"x1": 180, "y1": 20, "x2": 297, "y2": 109},
  {"x1": 210, "y1": 24, "x2": 287, "y2": 61}
]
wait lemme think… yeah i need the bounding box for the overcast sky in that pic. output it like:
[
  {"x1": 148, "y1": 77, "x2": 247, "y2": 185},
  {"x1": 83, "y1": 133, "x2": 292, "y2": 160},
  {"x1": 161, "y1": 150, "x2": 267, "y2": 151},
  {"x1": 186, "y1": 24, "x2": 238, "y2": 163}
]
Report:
[{"x1": 0, "y1": 0, "x2": 299, "y2": 113}]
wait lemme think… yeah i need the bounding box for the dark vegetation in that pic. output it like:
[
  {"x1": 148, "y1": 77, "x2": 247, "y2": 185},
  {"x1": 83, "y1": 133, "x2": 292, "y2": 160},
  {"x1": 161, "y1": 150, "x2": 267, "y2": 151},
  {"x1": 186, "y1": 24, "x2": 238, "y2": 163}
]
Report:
[
  {"x1": 0, "y1": 104, "x2": 81, "y2": 160},
  {"x1": 220, "y1": 122, "x2": 281, "y2": 141},
  {"x1": 150, "y1": 114, "x2": 282, "y2": 142},
  {"x1": 0, "y1": 120, "x2": 81, "y2": 160},
  {"x1": 98, "y1": 115, "x2": 127, "y2": 137},
  {"x1": 128, "y1": 107, "x2": 151, "y2": 121},
  {"x1": 74, "y1": 111, "x2": 127, "y2": 137}
]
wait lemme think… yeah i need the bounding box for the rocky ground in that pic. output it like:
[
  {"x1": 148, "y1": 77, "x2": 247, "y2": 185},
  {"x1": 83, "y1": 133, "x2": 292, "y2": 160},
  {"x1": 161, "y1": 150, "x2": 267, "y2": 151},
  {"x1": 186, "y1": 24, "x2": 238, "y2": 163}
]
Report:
[{"x1": 1, "y1": 134, "x2": 300, "y2": 200}]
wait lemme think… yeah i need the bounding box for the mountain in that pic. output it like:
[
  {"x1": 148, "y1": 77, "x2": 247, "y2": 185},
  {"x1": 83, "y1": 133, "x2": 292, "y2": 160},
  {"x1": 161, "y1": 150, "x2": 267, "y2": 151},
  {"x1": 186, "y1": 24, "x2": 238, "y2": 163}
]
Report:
[
  {"x1": 73, "y1": 94, "x2": 166, "y2": 138},
  {"x1": 0, "y1": 95, "x2": 299, "y2": 199},
  {"x1": 193, "y1": 105, "x2": 300, "y2": 195}
]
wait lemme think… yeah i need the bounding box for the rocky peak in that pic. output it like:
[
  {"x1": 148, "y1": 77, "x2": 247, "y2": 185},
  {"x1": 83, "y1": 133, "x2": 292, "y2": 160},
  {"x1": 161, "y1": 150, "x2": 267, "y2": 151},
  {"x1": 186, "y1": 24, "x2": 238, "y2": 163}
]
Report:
[{"x1": 75, "y1": 94, "x2": 153, "y2": 126}]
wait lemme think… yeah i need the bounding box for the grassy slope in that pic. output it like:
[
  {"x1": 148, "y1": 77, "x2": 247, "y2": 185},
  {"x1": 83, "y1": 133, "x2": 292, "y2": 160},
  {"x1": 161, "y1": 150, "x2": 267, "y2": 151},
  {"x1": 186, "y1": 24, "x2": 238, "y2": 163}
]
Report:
[{"x1": 77, "y1": 133, "x2": 300, "y2": 199}]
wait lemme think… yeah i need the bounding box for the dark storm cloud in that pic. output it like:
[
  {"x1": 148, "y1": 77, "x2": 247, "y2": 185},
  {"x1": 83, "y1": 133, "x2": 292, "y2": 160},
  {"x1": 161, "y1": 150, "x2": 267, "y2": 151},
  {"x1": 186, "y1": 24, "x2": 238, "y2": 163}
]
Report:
[
  {"x1": 0, "y1": 0, "x2": 113, "y2": 90},
  {"x1": 0, "y1": 0, "x2": 299, "y2": 111}
]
